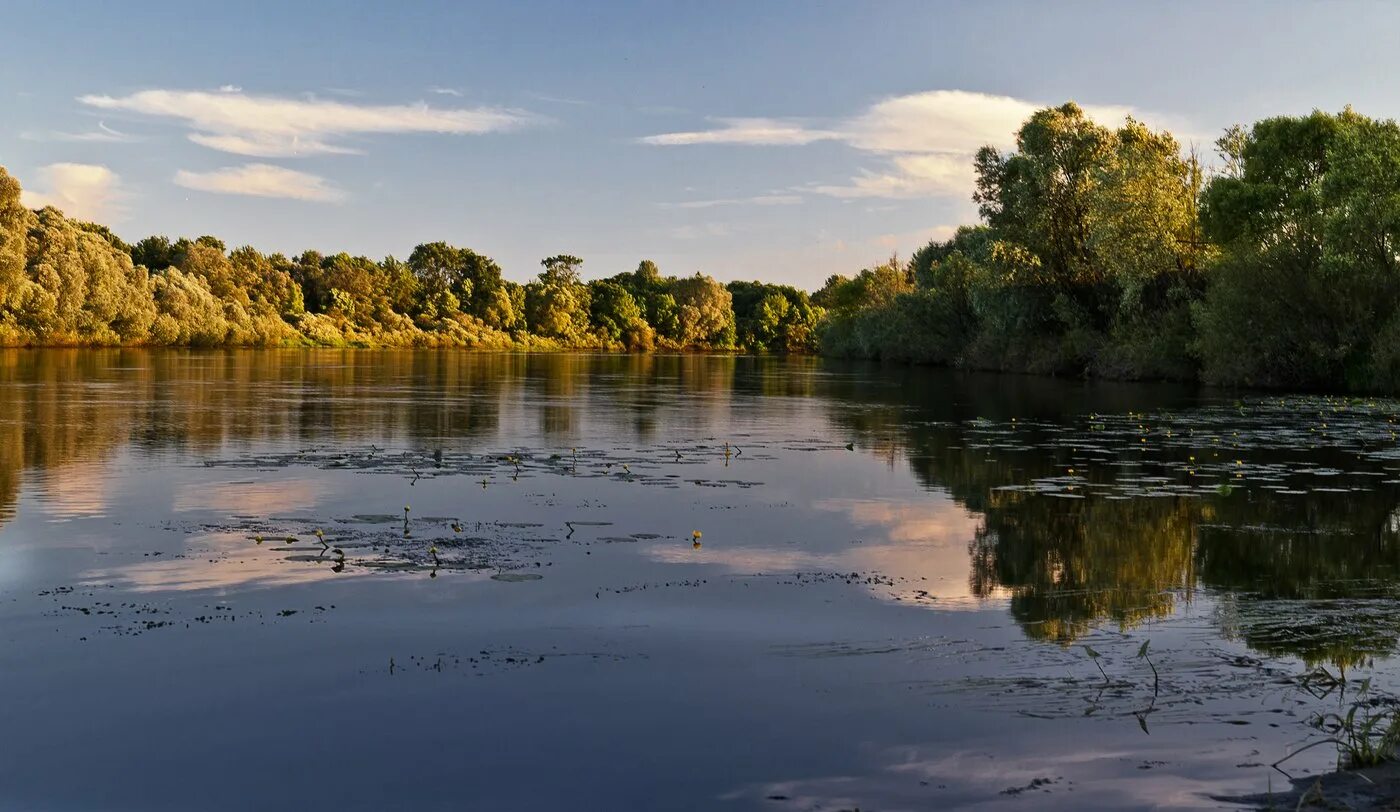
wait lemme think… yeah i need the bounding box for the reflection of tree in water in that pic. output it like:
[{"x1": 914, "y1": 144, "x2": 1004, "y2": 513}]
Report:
[
  {"x1": 969, "y1": 492, "x2": 1196, "y2": 643},
  {"x1": 816, "y1": 362, "x2": 1400, "y2": 666},
  {"x1": 10, "y1": 349, "x2": 1400, "y2": 670},
  {"x1": 1198, "y1": 493, "x2": 1400, "y2": 668},
  {"x1": 0, "y1": 349, "x2": 756, "y2": 531}
]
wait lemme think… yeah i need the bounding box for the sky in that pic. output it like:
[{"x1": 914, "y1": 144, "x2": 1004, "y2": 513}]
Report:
[{"x1": 4, "y1": 0, "x2": 1400, "y2": 289}]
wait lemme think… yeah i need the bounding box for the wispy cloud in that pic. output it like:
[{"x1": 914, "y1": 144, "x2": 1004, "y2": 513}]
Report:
[
  {"x1": 640, "y1": 117, "x2": 839, "y2": 146},
  {"x1": 79, "y1": 88, "x2": 538, "y2": 158},
  {"x1": 22, "y1": 121, "x2": 139, "y2": 144},
  {"x1": 174, "y1": 163, "x2": 345, "y2": 202},
  {"x1": 427, "y1": 86, "x2": 463, "y2": 97},
  {"x1": 524, "y1": 91, "x2": 591, "y2": 106},
  {"x1": 641, "y1": 90, "x2": 1179, "y2": 198},
  {"x1": 661, "y1": 193, "x2": 802, "y2": 209},
  {"x1": 20, "y1": 162, "x2": 125, "y2": 221}
]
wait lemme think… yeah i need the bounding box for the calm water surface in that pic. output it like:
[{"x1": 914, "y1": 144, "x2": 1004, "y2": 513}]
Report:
[{"x1": 3, "y1": 350, "x2": 1399, "y2": 810}]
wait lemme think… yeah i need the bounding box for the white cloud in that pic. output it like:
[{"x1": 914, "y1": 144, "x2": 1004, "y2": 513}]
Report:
[
  {"x1": 20, "y1": 162, "x2": 124, "y2": 221},
  {"x1": 427, "y1": 86, "x2": 462, "y2": 97},
  {"x1": 79, "y1": 88, "x2": 536, "y2": 157},
  {"x1": 642, "y1": 90, "x2": 1181, "y2": 199},
  {"x1": 23, "y1": 121, "x2": 138, "y2": 144},
  {"x1": 174, "y1": 163, "x2": 345, "y2": 202},
  {"x1": 662, "y1": 193, "x2": 802, "y2": 209},
  {"x1": 185, "y1": 133, "x2": 360, "y2": 157},
  {"x1": 811, "y1": 153, "x2": 975, "y2": 199},
  {"x1": 640, "y1": 117, "x2": 839, "y2": 146}
]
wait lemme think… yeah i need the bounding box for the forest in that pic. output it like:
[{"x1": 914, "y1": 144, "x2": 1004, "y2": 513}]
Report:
[
  {"x1": 6, "y1": 102, "x2": 1400, "y2": 391},
  {"x1": 0, "y1": 168, "x2": 820, "y2": 354}
]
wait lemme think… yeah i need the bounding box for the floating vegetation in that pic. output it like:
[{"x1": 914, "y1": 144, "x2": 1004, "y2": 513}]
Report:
[{"x1": 200, "y1": 441, "x2": 769, "y2": 492}]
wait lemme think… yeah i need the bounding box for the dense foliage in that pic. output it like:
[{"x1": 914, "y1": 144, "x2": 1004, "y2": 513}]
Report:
[
  {"x1": 15, "y1": 100, "x2": 1400, "y2": 391},
  {"x1": 819, "y1": 102, "x2": 1400, "y2": 392},
  {"x1": 820, "y1": 103, "x2": 1209, "y2": 379},
  {"x1": 0, "y1": 166, "x2": 820, "y2": 352}
]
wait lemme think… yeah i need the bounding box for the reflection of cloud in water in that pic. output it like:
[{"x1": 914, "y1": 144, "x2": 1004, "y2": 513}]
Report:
[
  {"x1": 723, "y1": 744, "x2": 1252, "y2": 810},
  {"x1": 816, "y1": 498, "x2": 979, "y2": 544},
  {"x1": 648, "y1": 498, "x2": 990, "y2": 604},
  {"x1": 172, "y1": 479, "x2": 330, "y2": 515},
  {"x1": 81, "y1": 531, "x2": 365, "y2": 593},
  {"x1": 34, "y1": 462, "x2": 111, "y2": 519}
]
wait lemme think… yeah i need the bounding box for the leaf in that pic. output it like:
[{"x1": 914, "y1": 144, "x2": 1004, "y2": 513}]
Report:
[
  {"x1": 1137, "y1": 640, "x2": 1150, "y2": 659},
  {"x1": 1082, "y1": 645, "x2": 1101, "y2": 659}
]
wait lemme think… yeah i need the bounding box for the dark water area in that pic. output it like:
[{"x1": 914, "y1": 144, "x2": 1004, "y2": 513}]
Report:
[{"x1": 2, "y1": 349, "x2": 1399, "y2": 810}]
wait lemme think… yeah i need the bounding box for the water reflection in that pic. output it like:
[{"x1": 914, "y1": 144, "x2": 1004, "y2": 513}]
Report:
[{"x1": 4, "y1": 349, "x2": 1400, "y2": 672}]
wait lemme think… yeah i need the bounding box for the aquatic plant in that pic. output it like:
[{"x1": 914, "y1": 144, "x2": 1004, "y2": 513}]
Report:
[
  {"x1": 1309, "y1": 699, "x2": 1400, "y2": 768},
  {"x1": 1082, "y1": 644, "x2": 1111, "y2": 684},
  {"x1": 1137, "y1": 640, "x2": 1158, "y2": 697}
]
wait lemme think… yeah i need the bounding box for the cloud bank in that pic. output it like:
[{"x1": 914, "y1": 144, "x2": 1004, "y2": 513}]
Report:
[{"x1": 641, "y1": 90, "x2": 1166, "y2": 198}]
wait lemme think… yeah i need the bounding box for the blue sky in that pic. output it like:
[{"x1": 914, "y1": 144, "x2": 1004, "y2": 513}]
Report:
[{"x1": 4, "y1": 0, "x2": 1399, "y2": 288}]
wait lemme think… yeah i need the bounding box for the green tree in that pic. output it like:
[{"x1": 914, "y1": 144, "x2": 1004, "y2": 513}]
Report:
[
  {"x1": 1195, "y1": 108, "x2": 1392, "y2": 389},
  {"x1": 671, "y1": 273, "x2": 735, "y2": 348},
  {"x1": 525, "y1": 255, "x2": 591, "y2": 341}
]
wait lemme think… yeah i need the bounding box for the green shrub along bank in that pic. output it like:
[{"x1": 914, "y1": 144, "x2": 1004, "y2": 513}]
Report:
[
  {"x1": 818, "y1": 103, "x2": 1400, "y2": 393},
  {"x1": 11, "y1": 102, "x2": 1400, "y2": 392},
  {"x1": 0, "y1": 167, "x2": 821, "y2": 352}
]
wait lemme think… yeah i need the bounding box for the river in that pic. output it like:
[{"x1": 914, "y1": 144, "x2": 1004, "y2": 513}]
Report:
[{"x1": 1, "y1": 349, "x2": 1395, "y2": 810}]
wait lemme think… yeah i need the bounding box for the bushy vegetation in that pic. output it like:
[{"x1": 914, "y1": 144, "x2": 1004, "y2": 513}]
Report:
[
  {"x1": 818, "y1": 102, "x2": 1400, "y2": 393},
  {"x1": 0, "y1": 166, "x2": 821, "y2": 352},
  {"x1": 16, "y1": 100, "x2": 1400, "y2": 391},
  {"x1": 820, "y1": 103, "x2": 1210, "y2": 378}
]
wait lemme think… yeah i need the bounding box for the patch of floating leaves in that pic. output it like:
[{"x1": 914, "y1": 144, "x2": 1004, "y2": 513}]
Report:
[
  {"x1": 966, "y1": 395, "x2": 1400, "y2": 501},
  {"x1": 167, "y1": 512, "x2": 566, "y2": 578},
  {"x1": 199, "y1": 441, "x2": 766, "y2": 490}
]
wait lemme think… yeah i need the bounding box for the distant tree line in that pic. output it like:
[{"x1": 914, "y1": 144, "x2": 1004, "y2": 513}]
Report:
[
  {"x1": 0, "y1": 167, "x2": 821, "y2": 352},
  {"x1": 11, "y1": 101, "x2": 1400, "y2": 391},
  {"x1": 820, "y1": 103, "x2": 1400, "y2": 392}
]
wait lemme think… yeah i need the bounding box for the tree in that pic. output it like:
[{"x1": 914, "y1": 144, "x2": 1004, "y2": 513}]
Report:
[
  {"x1": 525, "y1": 255, "x2": 591, "y2": 341},
  {"x1": 540, "y1": 254, "x2": 584, "y2": 286},
  {"x1": 728, "y1": 280, "x2": 821, "y2": 352},
  {"x1": 671, "y1": 273, "x2": 735, "y2": 347},
  {"x1": 588, "y1": 280, "x2": 644, "y2": 342},
  {"x1": 1197, "y1": 108, "x2": 1400, "y2": 389}
]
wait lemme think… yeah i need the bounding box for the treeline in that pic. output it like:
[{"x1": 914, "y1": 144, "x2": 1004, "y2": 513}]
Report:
[
  {"x1": 14, "y1": 102, "x2": 1400, "y2": 391},
  {"x1": 0, "y1": 167, "x2": 821, "y2": 352},
  {"x1": 820, "y1": 103, "x2": 1400, "y2": 392}
]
